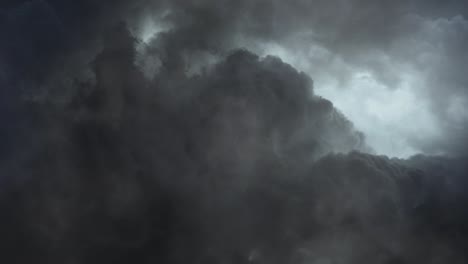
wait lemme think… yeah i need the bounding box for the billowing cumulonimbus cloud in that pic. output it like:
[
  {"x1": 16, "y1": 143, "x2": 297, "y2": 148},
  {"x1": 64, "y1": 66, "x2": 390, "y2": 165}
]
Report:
[
  {"x1": 0, "y1": 1, "x2": 468, "y2": 263},
  {"x1": 138, "y1": 0, "x2": 467, "y2": 157}
]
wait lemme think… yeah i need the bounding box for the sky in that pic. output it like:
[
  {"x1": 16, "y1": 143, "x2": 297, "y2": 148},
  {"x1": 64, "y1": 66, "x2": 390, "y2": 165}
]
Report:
[
  {"x1": 251, "y1": 8, "x2": 468, "y2": 158},
  {"x1": 258, "y1": 14, "x2": 468, "y2": 158},
  {"x1": 1, "y1": 1, "x2": 468, "y2": 263},
  {"x1": 127, "y1": 0, "x2": 468, "y2": 158}
]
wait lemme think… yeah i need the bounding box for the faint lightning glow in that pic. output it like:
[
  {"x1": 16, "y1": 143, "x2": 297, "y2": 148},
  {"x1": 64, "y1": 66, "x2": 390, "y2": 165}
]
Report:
[
  {"x1": 248, "y1": 41, "x2": 443, "y2": 158},
  {"x1": 316, "y1": 70, "x2": 442, "y2": 158},
  {"x1": 128, "y1": 10, "x2": 172, "y2": 45},
  {"x1": 130, "y1": 12, "x2": 172, "y2": 80}
]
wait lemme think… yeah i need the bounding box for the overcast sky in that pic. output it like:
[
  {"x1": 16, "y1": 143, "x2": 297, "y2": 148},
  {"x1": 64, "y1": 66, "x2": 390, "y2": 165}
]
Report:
[
  {"x1": 2, "y1": 1, "x2": 468, "y2": 263},
  {"x1": 124, "y1": 0, "x2": 468, "y2": 158},
  {"x1": 252, "y1": 13, "x2": 468, "y2": 158},
  {"x1": 1, "y1": 0, "x2": 467, "y2": 158},
  {"x1": 235, "y1": 1, "x2": 468, "y2": 158}
]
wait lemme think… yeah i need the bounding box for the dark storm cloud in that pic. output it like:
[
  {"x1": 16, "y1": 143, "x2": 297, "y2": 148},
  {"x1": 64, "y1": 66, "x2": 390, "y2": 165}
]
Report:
[
  {"x1": 0, "y1": 0, "x2": 131, "y2": 158},
  {"x1": 1, "y1": 26, "x2": 466, "y2": 263},
  {"x1": 1, "y1": 0, "x2": 468, "y2": 263},
  {"x1": 0, "y1": 0, "x2": 127, "y2": 80},
  {"x1": 223, "y1": 0, "x2": 468, "y2": 156},
  {"x1": 124, "y1": 0, "x2": 468, "y2": 156}
]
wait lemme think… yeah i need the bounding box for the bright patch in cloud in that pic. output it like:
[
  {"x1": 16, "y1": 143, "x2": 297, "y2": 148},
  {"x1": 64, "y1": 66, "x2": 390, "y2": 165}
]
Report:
[{"x1": 252, "y1": 42, "x2": 443, "y2": 158}]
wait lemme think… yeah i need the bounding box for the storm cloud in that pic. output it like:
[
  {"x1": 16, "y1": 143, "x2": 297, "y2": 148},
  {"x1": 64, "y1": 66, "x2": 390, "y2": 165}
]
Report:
[{"x1": 1, "y1": 0, "x2": 468, "y2": 263}]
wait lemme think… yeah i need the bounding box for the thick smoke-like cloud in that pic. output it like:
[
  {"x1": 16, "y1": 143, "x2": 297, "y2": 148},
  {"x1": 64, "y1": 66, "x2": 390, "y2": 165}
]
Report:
[
  {"x1": 1, "y1": 1, "x2": 468, "y2": 263},
  {"x1": 146, "y1": 0, "x2": 467, "y2": 157},
  {"x1": 136, "y1": 1, "x2": 468, "y2": 160},
  {"x1": 224, "y1": 0, "x2": 468, "y2": 157}
]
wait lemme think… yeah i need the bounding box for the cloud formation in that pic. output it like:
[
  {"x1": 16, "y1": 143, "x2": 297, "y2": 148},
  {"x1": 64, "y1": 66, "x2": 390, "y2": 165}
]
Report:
[
  {"x1": 224, "y1": 0, "x2": 468, "y2": 157},
  {"x1": 1, "y1": 1, "x2": 468, "y2": 263}
]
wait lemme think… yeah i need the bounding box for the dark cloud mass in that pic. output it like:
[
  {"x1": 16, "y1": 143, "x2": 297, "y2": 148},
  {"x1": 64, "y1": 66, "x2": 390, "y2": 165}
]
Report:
[{"x1": 1, "y1": 0, "x2": 468, "y2": 263}]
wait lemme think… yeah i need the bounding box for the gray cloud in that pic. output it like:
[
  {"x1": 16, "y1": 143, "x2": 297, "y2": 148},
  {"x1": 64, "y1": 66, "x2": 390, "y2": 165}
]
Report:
[
  {"x1": 121, "y1": 0, "x2": 468, "y2": 157},
  {"x1": 1, "y1": 1, "x2": 468, "y2": 263},
  {"x1": 216, "y1": 0, "x2": 468, "y2": 157}
]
